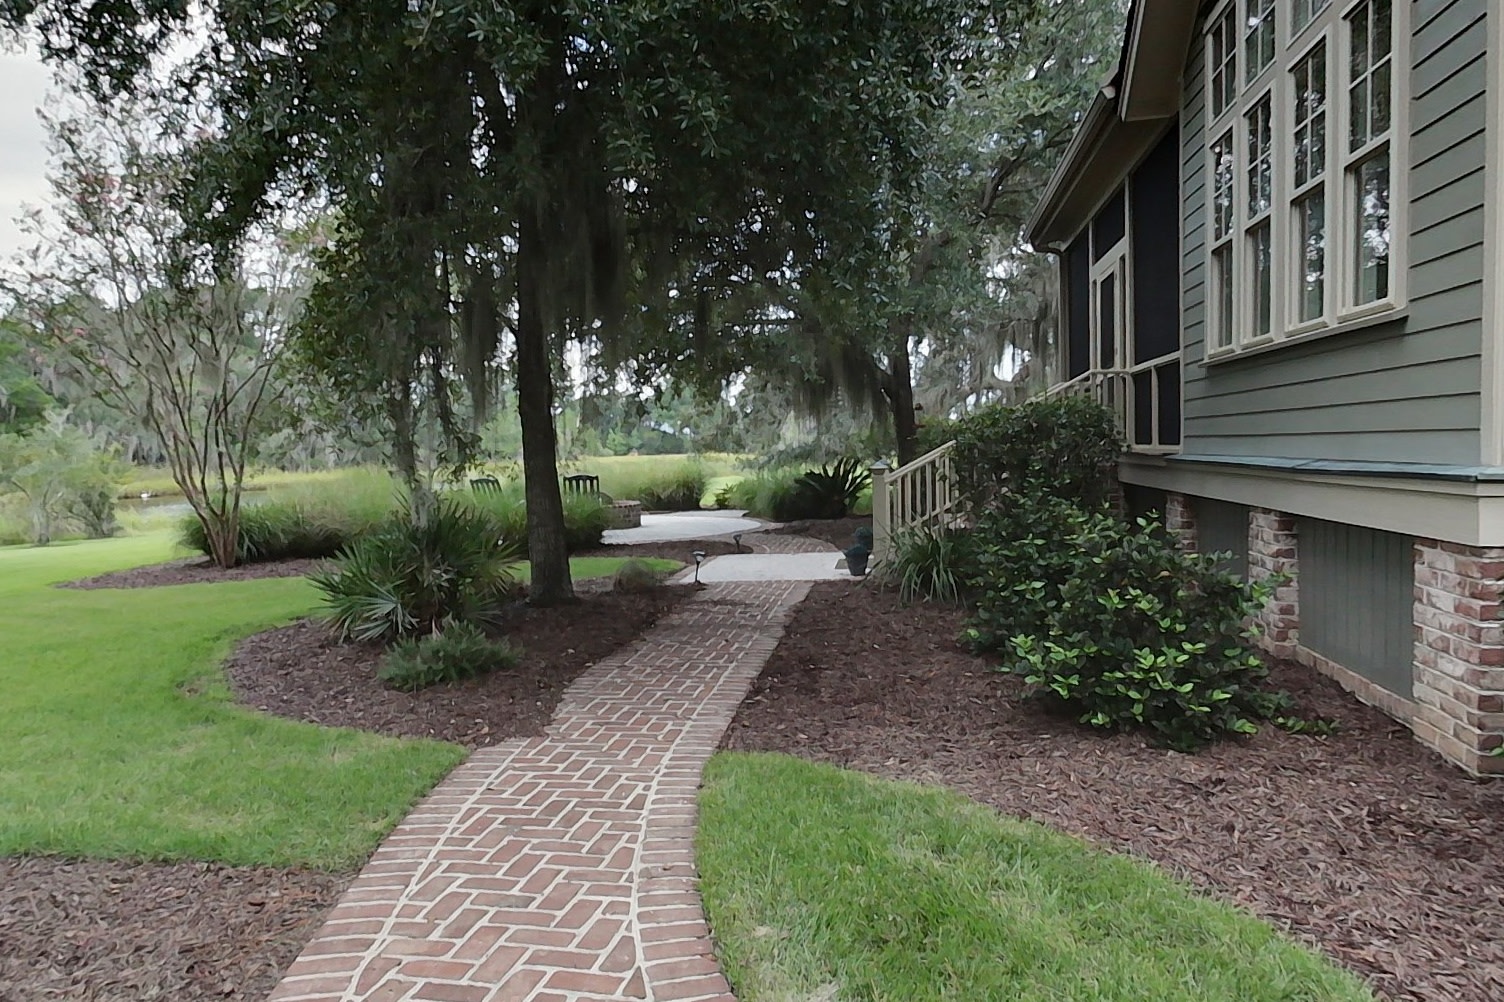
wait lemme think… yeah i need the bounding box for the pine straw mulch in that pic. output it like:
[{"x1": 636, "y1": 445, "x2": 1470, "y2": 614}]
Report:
[
  {"x1": 225, "y1": 584, "x2": 692, "y2": 746},
  {"x1": 0, "y1": 857, "x2": 345, "y2": 1002},
  {"x1": 722, "y1": 581, "x2": 1504, "y2": 1002}
]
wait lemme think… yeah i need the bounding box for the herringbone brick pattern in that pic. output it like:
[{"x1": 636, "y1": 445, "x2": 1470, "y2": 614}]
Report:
[{"x1": 269, "y1": 581, "x2": 809, "y2": 1002}]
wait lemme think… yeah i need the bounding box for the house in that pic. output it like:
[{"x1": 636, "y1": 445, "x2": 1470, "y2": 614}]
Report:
[{"x1": 1025, "y1": 0, "x2": 1503, "y2": 775}]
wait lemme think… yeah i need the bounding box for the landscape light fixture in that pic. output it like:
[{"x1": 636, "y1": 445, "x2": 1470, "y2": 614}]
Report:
[
  {"x1": 732, "y1": 533, "x2": 744, "y2": 553},
  {"x1": 692, "y1": 550, "x2": 707, "y2": 584}
]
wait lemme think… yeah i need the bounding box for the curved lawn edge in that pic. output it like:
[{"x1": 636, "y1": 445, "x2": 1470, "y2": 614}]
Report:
[{"x1": 698, "y1": 752, "x2": 1376, "y2": 1002}]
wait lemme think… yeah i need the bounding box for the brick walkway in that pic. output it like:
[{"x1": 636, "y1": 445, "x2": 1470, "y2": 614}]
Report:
[{"x1": 270, "y1": 581, "x2": 811, "y2": 1002}]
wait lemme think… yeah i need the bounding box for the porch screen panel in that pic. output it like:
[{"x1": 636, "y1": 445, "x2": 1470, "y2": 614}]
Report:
[
  {"x1": 1066, "y1": 233, "x2": 1091, "y2": 379},
  {"x1": 1130, "y1": 128, "x2": 1182, "y2": 363}
]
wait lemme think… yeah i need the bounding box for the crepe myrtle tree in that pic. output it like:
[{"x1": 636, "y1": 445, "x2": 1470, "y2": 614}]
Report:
[
  {"x1": 3, "y1": 0, "x2": 1007, "y2": 603},
  {"x1": 2, "y1": 99, "x2": 308, "y2": 568}
]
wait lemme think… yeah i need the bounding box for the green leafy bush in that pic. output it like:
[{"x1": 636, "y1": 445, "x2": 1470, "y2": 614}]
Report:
[
  {"x1": 178, "y1": 469, "x2": 398, "y2": 563},
  {"x1": 875, "y1": 525, "x2": 974, "y2": 604},
  {"x1": 790, "y1": 458, "x2": 871, "y2": 520},
  {"x1": 460, "y1": 484, "x2": 608, "y2": 553},
  {"x1": 378, "y1": 622, "x2": 521, "y2": 691},
  {"x1": 951, "y1": 396, "x2": 1122, "y2": 509},
  {"x1": 311, "y1": 499, "x2": 524, "y2": 643},
  {"x1": 613, "y1": 558, "x2": 664, "y2": 593},
  {"x1": 963, "y1": 498, "x2": 1287, "y2": 751}
]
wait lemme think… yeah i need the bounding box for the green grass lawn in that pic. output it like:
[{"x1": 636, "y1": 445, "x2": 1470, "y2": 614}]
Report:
[
  {"x1": 699, "y1": 753, "x2": 1375, "y2": 1002},
  {"x1": 0, "y1": 535, "x2": 673, "y2": 870}
]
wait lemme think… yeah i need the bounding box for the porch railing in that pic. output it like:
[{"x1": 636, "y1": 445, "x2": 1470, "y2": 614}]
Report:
[
  {"x1": 1045, "y1": 353, "x2": 1180, "y2": 454},
  {"x1": 870, "y1": 441, "x2": 960, "y2": 562}
]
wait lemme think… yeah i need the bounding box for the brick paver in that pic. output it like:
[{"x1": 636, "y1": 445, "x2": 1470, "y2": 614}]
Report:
[{"x1": 270, "y1": 581, "x2": 810, "y2": 1002}]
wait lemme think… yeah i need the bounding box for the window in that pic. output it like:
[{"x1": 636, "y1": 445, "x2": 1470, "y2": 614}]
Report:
[
  {"x1": 1209, "y1": 7, "x2": 1238, "y2": 119},
  {"x1": 1203, "y1": 0, "x2": 1403, "y2": 356},
  {"x1": 1209, "y1": 132, "x2": 1236, "y2": 350},
  {"x1": 1245, "y1": 0, "x2": 1276, "y2": 81},
  {"x1": 1346, "y1": 0, "x2": 1393, "y2": 307},
  {"x1": 1293, "y1": 0, "x2": 1332, "y2": 34},
  {"x1": 1245, "y1": 95, "x2": 1274, "y2": 338},
  {"x1": 1291, "y1": 41, "x2": 1328, "y2": 323}
]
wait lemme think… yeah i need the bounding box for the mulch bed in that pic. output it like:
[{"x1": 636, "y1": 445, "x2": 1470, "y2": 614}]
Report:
[
  {"x1": 771, "y1": 516, "x2": 870, "y2": 551},
  {"x1": 0, "y1": 857, "x2": 345, "y2": 1002},
  {"x1": 723, "y1": 582, "x2": 1504, "y2": 1002},
  {"x1": 579, "y1": 538, "x2": 741, "y2": 562},
  {"x1": 61, "y1": 557, "x2": 327, "y2": 589},
  {"x1": 227, "y1": 586, "x2": 692, "y2": 747}
]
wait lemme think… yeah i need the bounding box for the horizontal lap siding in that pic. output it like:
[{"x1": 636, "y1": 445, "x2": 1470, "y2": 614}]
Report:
[{"x1": 1179, "y1": 0, "x2": 1487, "y2": 466}]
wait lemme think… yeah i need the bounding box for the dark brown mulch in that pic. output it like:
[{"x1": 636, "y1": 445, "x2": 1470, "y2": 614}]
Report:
[
  {"x1": 723, "y1": 582, "x2": 1504, "y2": 1002},
  {"x1": 0, "y1": 857, "x2": 345, "y2": 1002},
  {"x1": 771, "y1": 516, "x2": 870, "y2": 551},
  {"x1": 227, "y1": 586, "x2": 691, "y2": 747},
  {"x1": 61, "y1": 557, "x2": 327, "y2": 590},
  {"x1": 578, "y1": 538, "x2": 741, "y2": 563}
]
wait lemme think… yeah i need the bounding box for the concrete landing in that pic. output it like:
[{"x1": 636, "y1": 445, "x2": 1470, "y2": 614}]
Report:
[{"x1": 674, "y1": 551, "x2": 856, "y2": 583}]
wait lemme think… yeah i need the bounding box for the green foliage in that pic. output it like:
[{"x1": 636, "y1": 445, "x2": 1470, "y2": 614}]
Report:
[
  {"x1": 377, "y1": 622, "x2": 521, "y2": 692},
  {"x1": 874, "y1": 526, "x2": 973, "y2": 605},
  {"x1": 0, "y1": 416, "x2": 125, "y2": 545},
  {"x1": 612, "y1": 558, "x2": 665, "y2": 593},
  {"x1": 177, "y1": 470, "x2": 398, "y2": 563},
  {"x1": 791, "y1": 458, "x2": 871, "y2": 521},
  {"x1": 700, "y1": 753, "x2": 1377, "y2": 1002},
  {"x1": 729, "y1": 460, "x2": 869, "y2": 521},
  {"x1": 0, "y1": 322, "x2": 54, "y2": 435},
  {"x1": 951, "y1": 397, "x2": 1123, "y2": 509},
  {"x1": 310, "y1": 500, "x2": 524, "y2": 644},
  {"x1": 460, "y1": 484, "x2": 608, "y2": 553},
  {"x1": 963, "y1": 498, "x2": 1288, "y2": 751}
]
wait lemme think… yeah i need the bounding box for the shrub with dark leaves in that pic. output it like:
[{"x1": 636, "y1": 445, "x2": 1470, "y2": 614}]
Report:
[
  {"x1": 951, "y1": 396, "x2": 1122, "y2": 510},
  {"x1": 963, "y1": 496, "x2": 1289, "y2": 751}
]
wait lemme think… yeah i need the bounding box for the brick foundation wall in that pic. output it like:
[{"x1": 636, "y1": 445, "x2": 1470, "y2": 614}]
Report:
[
  {"x1": 1412, "y1": 541, "x2": 1504, "y2": 776},
  {"x1": 1164, "y1": 492, "x2": 1198, "y2": 552},
  {"x1": 1248, "y1": 508, "x2": 1299, "y2": 660}
]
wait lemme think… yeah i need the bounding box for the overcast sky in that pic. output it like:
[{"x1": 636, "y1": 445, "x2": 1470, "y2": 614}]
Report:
[{"x1": 0, "y1": 46, "x2": 53, "y2": 261}]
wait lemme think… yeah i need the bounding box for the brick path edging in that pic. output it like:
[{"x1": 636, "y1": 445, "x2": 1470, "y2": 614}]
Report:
[{"x1": 270, "y1": 580, "x2": 810, "y2": 1002}]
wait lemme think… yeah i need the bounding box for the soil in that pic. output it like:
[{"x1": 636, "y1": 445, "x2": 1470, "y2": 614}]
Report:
[
  {"x1": 61, "y1": 556, "x2": 328, "y2": 589},
  {"x1": 579, "y1": 538, "x2": 741, "y2": 563},
  {"x1": 226, "y1": 586, "x2": 692, "y2": 747},
  {"x1": 0, "y1": 856, "x2": 345, "y2": 1002},
  {"x1": 771, "y1": 516, "x2": 871, "y2": 552},
  {"x1": 723, "y1": 582, "x2": 1504, "y2": 1002}
]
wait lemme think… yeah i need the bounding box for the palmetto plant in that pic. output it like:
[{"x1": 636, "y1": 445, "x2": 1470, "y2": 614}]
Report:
[
  {"x1": 310, "y1": 499, "x2": 523, "y2": 644},
  {"x1": 792, "y1": 458, "x2": 872, "y2": 520}
]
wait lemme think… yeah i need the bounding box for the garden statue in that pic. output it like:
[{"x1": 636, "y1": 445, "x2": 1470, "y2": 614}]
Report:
[{"x1": 845, "y1": 526, "x2": 874, "y2": 577}]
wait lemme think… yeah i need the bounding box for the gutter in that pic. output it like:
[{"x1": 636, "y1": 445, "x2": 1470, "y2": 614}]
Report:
[{"x1": 1023, "y1": 85, "x2": 1118, "y2": 253}]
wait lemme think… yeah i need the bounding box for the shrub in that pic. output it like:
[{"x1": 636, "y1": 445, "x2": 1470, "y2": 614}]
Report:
[
  {"x1": 874, "y1": 525, "x2": 974, "y2": 604},
  {"x1": 378, "y1": 622, "x2": 521, "y2": 691},
  {"x1": 613, "y1": 558, "x2": 664, "y2": 593},
  {"x1": 311, "y1": 499, "x2": 524, "y2": 643},
  {"x1": 177, "y1": 468, "x2": 399, "y2": 563},
  {"x1": 460, "y1": 483, "x2": 608, "y2": 553},
  {"x1": 963, "y1": 497, "x2": 1287, "y2": 751},
  {"x1": 732, "y1": 461, "x2": 869, "y2": 521},
  {"x1": 790, "y1": 458, "x2": 871, "y2": 520},
  {"x1": 951, "y1": 396, "x2": 1122, "y2": 509}
]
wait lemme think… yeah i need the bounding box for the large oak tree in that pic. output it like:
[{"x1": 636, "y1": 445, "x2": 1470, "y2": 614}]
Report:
[{"x1": 5, "y1": 0, "x2": 998, "y2": 602}]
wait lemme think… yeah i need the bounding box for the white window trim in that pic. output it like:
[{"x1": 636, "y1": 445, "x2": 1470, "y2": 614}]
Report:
[{"x1": 1202, "y1": 0, "x2": 1407, "y2": 359}]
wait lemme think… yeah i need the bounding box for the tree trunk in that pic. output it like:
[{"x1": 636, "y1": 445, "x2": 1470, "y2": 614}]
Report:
[
  {"x1": 889, "y1": 330, "x2": 919, "y2": 466},
  {"x1": 515, "y1": 210, "x2": 575, "y2": 606}
]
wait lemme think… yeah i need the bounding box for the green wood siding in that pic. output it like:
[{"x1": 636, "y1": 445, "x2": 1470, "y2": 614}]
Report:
[
  {"x1": 1178, "y1": 0, "x2": 1487, "y2": 466},
  {"x1": 1195, "y1": 498, "x2": 1250, "y2": 579},
  {"x1": 1299, "y1": 519, "x2": 1416, "y2": 698}
]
